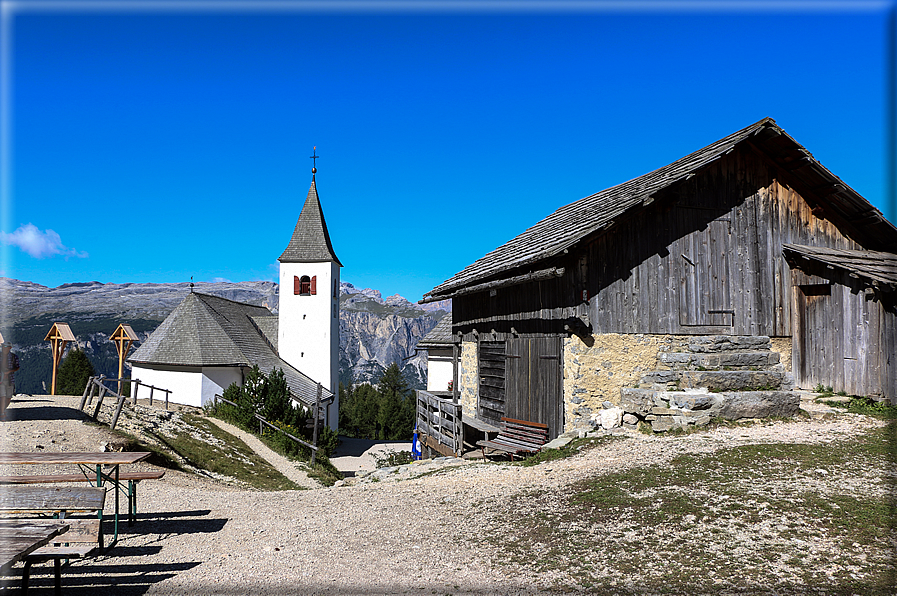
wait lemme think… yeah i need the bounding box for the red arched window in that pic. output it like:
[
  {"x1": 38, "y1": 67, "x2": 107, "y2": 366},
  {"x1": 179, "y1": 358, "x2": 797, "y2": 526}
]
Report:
[{"x1": 293, "y1": 275, "x2": 316, "y2": 295}]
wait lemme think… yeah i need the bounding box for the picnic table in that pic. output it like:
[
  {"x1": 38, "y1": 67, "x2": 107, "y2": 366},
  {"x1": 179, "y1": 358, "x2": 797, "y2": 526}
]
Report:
[
  {"x1": 0, "y1": 519, "x2": 69, "y2": 573},
  {"x1": 0, "y1": 451, "x2": 151, "y2": 547}
]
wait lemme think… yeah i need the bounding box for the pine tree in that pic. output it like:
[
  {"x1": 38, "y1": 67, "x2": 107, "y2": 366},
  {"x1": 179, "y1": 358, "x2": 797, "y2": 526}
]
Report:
[
  {"x1": 55, "y1": 349, "x2": 96, "y2": 396},
  {"x1": 376, "y1": 363, "x2": 415, "y2": 440}
]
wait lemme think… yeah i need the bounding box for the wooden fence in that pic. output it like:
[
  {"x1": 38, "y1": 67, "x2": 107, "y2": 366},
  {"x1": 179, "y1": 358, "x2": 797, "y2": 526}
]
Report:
[
  {"x1": 212, "y1": 383, "x2": 324, "y2": 464},
  {"x1": 79, "y1": 376, "x2": 173, "y2": 430},
  {"x1": 416, "y1": 390, "x2": 462, "y2": 457}
]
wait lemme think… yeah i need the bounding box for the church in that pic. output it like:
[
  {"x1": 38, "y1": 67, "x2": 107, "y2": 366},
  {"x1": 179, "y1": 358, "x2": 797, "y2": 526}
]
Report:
[{"x1": 128, "y1": 167, "x2": 342, "y2": 429}]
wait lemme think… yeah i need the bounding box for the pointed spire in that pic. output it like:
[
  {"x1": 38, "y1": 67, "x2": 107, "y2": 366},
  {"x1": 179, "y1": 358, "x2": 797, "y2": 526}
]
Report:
[{"x1": 278, "y1": 177, "x2": 342, "y2": 265}]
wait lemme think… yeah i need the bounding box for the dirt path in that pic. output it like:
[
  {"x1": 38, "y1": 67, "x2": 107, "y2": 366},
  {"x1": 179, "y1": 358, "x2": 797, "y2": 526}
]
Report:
[{"x1": 203, "y1": 416, "x2": 319, "y2": 489}]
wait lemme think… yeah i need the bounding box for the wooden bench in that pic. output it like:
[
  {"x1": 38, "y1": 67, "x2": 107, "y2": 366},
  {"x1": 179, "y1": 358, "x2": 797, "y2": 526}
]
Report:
[
  {"x1": 0, "y1": 470, "x2": 165, "y2": 525},
  {"x1": 477, "y1": 417, "x2": 549, "y2": 461},
  {"x1": 0, "y1": 485, "x2": 106, "y2": 595}
]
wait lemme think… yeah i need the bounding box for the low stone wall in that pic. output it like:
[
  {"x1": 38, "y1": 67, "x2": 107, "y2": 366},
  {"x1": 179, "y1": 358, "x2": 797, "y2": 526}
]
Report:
[{"x1": 563, "y1": 333, "x2": 693, "y2": 431}]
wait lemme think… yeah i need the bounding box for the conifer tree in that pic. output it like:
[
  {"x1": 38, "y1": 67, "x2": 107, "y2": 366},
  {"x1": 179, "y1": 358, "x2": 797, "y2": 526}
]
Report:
[
  {"x1": 376, "y1": 363, "x2": 415, "y2": 440},
  {"x1": 55, "y1": 349, "x2": 96, "y2": 396}
]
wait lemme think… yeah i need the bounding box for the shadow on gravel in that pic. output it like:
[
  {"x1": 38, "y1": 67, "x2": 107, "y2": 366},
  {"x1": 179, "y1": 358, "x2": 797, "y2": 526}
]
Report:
[
  {"x1": 3, "y1": 401, "x2": 88, "y2": 422},
  {"x1": 4, "y1": 561, "x2": 202, "y2": 595}
]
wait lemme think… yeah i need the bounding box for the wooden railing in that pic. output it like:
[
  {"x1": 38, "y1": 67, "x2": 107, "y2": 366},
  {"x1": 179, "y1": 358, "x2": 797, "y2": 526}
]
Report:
[
  {"x1": 79, "y1": 376, "x2": 172, "y2": 430},
  {"x1": 416, "y1": 390, "x2": 462, "y2": 457},
  {"x1": 212, "y1": 384, "x2": 324, "y2": 464}
]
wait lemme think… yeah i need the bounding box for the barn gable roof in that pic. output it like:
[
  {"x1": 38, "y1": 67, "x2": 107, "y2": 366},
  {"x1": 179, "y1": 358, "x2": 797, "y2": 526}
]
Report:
[
  {"x1": 417, "y1": 313, "x2": 453, "y2": 349},
  {"x1": 783, "y1": 244, "x2": 897, "y2": 288},
  {"x1": 279, "y1": 179, "x2": 342, "y2": 266},
  {"x1": 129, "y1": 292, "x2": 333, "y2": 404},
  {"x1": 424, "y1": 117, "x2": 896, "y2": 301}
]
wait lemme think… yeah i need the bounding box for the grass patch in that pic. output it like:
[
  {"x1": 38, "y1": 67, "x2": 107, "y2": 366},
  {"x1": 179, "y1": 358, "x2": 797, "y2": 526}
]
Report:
[
  {"x1": 520, "y1": 435, "x2": 626, "y2": 467},
  {"x1": 491, "y1": 422, "x2": 897, "y2": 592},
  {"x1": 156, "y1": 414, "x2": 300, "y2": 491}
]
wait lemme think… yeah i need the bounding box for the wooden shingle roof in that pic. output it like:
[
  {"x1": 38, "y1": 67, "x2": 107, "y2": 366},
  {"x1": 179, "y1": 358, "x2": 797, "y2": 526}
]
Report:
[
  {"x1": 279, "y1": 179, "x2": 342, "y2": 266},
  {"x1": 425, "y1": 117, "x2": 897, "y2": 300},
  {"x1": 417, "y1": 314, "x2": 453, "y2": 349},
  {"x1": 783, "y1": 244, "x2": 897, "y2": 288},
  {"x1": 128, "y1": 292, "x2": 333, "y2": 404}
]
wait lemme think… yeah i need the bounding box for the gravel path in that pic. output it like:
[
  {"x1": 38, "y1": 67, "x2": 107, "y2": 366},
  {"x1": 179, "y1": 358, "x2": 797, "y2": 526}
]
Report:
[
  {"x1": 204, "y1": 417, "x2": 319, "y2": 489},
  {"x1": 0, "y1": 394, "x2": 890, "y2": 595}
]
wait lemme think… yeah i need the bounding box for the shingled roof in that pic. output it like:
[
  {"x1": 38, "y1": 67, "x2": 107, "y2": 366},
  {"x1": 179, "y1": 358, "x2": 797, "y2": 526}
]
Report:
[
  {"x1": 417, "y1": 314, "x2": 453, "y2": 349},
  {"x1": 129, "y1": 292, "x2": 333, "y2": 404},
  {"x1": 424, "y1": 117, "x2": 897, "y2": 301},
  {"x1": 783, "y1": 244, "x2": 897, "y2": 289},
  {"x1": 279, "y1": 179, "x2": 342, "y2": 265}
]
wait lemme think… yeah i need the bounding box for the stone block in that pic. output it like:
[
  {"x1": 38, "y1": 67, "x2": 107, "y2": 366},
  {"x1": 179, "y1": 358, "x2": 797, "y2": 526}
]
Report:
[
  {"x1": 622, "y1": 413, "x2": 638, "y2": 425},
  {"x1": 620, "y1": 388, "x2": 655, "y2": 416},
  {"x1": 679, "y1": 370, "x2": 786, "y2": 391},
  {"x1": 669, "y1": 393, "x2": 716, "y2": 411},
  {"x1": 650, "y1": 417, "x2": 674, "y2": 432},
  {"x1": 687, "y1": 335, "x2": 772, "y2": 353},
  {"x1": 659, "y1": 352, "x2": 692, "y2": 365},
  {"x1": 650, "y1": 406, "x2": 681, "y2": 416},
  {"x1": 714, "y1": 391, "x2": 800, "y2": 420},
  {"x1": 640, "y1": 370, "x2": 678, "y2": 384},
  {"x1": 692, "y1": 352, "x2": 779, "y2": 370},
  {"x1": 600, "y1": 407, "x2": 623, "y2": 430}
]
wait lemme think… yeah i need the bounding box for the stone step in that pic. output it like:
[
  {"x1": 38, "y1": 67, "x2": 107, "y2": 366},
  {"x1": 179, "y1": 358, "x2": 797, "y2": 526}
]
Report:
[
  {"x1": 658, "y1": 351, "x2": 780, "y2": 370},
  {"x1": 678, "y1": 370, "x2": 788, "y2": 391},
  {"x1": 621, "y1": 386, "x2": 801, "y2": 430},
  {"x1": 685, "y1": 335, "x2": 772, "y2": 354}
]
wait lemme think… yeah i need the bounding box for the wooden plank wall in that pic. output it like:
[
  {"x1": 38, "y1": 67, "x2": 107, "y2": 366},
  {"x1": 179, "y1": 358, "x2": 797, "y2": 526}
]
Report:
[
  {"x1": 505, "y1": 337, "x2": 563, "y2": 439},
  {"x1": 790, "y1": 263, "x2": 895, "y2": 401},
  {"x1": 454, "y1": 144, "x2": 866, "y2": 340}
]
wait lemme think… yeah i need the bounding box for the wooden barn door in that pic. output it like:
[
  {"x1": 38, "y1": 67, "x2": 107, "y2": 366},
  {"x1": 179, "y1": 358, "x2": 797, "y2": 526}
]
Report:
[
  {"x1": 477, "y1": 341, "x2": 506, "y2": 427},
  {"x1": 505, "y1": 337, "x2": 563, "y2": 440},
  {"x1": 793, "y1": 283, "x2": 883, "y2": 397},
  {"x1": 678, "y1": 216, "x2": 734, "y2": 327}
]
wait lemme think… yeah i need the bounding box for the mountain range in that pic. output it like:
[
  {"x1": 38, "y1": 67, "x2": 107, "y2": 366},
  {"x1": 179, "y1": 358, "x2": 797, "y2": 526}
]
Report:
[{"x1": 0, "y1": 278, "x2": 450, "y2": 395}]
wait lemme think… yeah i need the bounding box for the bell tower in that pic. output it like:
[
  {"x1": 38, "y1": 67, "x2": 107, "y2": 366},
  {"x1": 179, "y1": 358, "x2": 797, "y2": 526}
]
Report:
[{"x1": 278, "y1": 151, "x2": 341, "y2": 427}]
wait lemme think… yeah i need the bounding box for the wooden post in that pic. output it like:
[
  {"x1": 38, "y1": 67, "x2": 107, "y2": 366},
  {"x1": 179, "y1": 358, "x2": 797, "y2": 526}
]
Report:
[
  {"x1": 44, "y1": 323, "x2": 74, "y2": 395},
  {"x1": 79, "y1": 376, "x2": 95, "y2": 410},
  {"x1": 93, "y1": 383, "x2": 108, "y2": 420},
  {"x1": 311, "y1": 383, "x2": 322, "y2": 465},
  {"x1": 165, "y1": 390, "x2": 169, "y2": 411},
  {"x1": 110, "y1": 325, "x2": 138, "y2": 397},
  {"x1": 452, "y1": 341, "x2": 460, "y2": 404},
  {"x1": 111, "y1": 396, "x2": 125, "y2": 430},
  {"x1": 132, "y1": 380, "x2": 138, "y2": 405}
]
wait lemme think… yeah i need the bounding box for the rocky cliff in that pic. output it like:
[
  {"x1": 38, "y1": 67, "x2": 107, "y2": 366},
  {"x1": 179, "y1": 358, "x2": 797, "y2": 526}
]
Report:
[{"x1": 1, "y1": 278, "x2": 449, "y2": 394}]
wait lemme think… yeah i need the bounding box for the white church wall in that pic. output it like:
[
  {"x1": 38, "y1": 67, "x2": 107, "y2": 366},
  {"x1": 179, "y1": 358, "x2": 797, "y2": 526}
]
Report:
[
  {"x1": 278, "y1": 260, "x2": 340, "y2": 399},
  {"x1": 131, "y1": 365, "x2": 204, "y2": 408},
  {"x1": 201, "y1": 367, "x2": 243, "y2": 407},
  {"x1": 426, "y1": 348, "x2": 454, "y2": 393}
]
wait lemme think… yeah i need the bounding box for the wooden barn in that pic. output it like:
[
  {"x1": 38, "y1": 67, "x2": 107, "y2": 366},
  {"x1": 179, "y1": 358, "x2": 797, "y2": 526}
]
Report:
[{"x1": 421, "y1": 117, "x2": 897, "y2": 440}]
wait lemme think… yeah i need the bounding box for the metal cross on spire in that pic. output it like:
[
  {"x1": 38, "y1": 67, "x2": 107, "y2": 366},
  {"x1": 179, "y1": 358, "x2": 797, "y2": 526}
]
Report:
[{"x1": 310, "y1": 146, "x2": 319, "y2": 176}]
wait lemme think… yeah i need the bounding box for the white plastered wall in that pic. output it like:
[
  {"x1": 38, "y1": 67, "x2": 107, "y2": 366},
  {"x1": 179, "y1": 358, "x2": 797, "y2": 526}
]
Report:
[
  {"x1": 426, "y1": 347, "x2": 454, "y2": 393},
  {"x1": 278, "y1": 260, "x2": 340, "y2": 430},
  {"x1": 130, "y1": 364, "x2": 242, "y2": 408}
]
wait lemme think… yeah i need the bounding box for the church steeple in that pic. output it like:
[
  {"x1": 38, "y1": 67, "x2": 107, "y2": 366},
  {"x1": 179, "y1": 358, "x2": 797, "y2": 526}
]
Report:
[{"x1": 278, "y1": 177, "x2": 342, "y2": 265}]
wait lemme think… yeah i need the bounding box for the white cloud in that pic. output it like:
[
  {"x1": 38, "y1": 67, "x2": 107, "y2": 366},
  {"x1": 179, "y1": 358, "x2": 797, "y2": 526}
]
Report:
[
  {"x1": 209, "y1": 277, "x2": 232, "y2": 283},
  {"x1": 0, "y1": 224, "x2": 88, "y2": 259}
]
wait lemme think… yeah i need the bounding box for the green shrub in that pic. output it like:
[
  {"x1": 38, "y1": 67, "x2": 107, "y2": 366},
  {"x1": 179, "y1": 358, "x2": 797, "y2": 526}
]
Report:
[{"x1": 55, "y1": 349, "x2": 96, "y2": 396}]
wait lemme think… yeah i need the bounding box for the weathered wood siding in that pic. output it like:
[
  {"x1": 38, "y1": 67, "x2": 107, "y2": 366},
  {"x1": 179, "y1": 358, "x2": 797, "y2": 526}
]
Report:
[
  {"x1": 505, "y1": 337, "x2": 563, "y2": 439},
  {"x1": 791, "y1": 267, "x2": 897, "y2": 403},
  {"x1": 454, "y1": 145, "x2": 864, "y2": 339}
]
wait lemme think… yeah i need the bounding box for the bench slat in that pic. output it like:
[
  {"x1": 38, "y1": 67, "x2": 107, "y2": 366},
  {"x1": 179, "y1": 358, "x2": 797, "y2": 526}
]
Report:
[
  {"x1": 0, "y1": 471, "x2": 165, "y2": 484},
  {"x1": 28, "y1": 544, "x2": 96, "y2": 559},
  {"x1": 0, "y1": 486, "x2": 105, "y2": 513}
]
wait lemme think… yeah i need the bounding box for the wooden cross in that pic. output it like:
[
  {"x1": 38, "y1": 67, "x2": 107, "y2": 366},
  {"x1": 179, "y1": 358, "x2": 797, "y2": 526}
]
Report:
[
  {"x1": 110, "y1": 324, "x2": 139, "y2": 396},
  {"x1": 43, "y1": 323, "x2": 75, "y2": 395}
]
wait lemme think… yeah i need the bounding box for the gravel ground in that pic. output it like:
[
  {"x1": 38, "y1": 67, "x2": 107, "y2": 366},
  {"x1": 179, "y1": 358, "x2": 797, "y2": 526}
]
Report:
[{"x1": 0, "y1": 394, "x2": 891, "y2": 595}]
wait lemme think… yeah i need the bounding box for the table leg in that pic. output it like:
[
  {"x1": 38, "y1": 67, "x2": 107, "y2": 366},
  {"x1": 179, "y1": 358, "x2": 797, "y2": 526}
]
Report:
[{"x1": 95, "y1": 465, "x2": 105, "y2": 550}]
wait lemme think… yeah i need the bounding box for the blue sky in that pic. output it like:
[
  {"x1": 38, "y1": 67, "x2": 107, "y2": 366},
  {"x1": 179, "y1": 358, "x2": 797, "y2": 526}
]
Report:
[{"x1": 2, "y1": 1, "x2": 895, "y2": 302}]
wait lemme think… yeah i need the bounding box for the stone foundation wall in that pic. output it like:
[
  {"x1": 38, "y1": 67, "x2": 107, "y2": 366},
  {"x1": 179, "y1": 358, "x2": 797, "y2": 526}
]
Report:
[
  {"x1": 458, "y1": 341, "x2": 478, "y2": 415},
  {"x1": 563, "y1": 333, "x2": 694, "y2": 431},
  {"x1": 769, "y1": 337, "x2": 793, "y2": 372}
]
